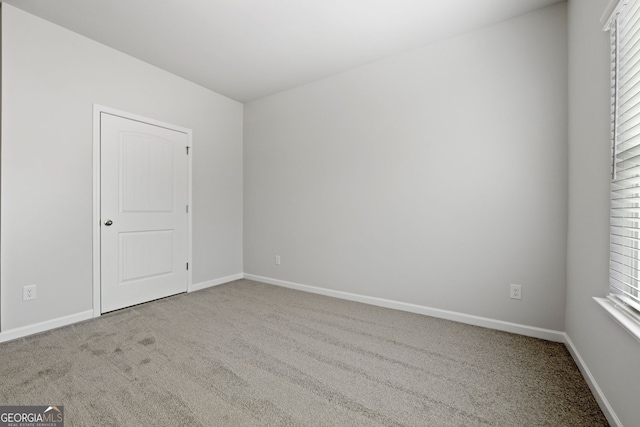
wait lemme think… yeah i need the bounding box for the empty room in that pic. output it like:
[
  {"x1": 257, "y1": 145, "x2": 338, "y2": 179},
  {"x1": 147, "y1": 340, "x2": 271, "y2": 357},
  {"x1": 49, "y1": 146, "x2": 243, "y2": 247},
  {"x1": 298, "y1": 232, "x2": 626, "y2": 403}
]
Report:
[{"x1": 0, "y1": 0, "x2": 638, "y2": 425}]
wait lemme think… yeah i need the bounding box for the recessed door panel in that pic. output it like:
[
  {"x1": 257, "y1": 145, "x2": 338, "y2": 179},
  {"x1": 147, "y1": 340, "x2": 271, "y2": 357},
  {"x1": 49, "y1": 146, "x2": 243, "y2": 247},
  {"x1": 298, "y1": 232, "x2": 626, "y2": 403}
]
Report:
[
  {"x1": 121, "y1": 133, "x2": 174, "y2": 213},
  {"x1": 120, "y1": 230, "x2": 174, "y2": 282}
]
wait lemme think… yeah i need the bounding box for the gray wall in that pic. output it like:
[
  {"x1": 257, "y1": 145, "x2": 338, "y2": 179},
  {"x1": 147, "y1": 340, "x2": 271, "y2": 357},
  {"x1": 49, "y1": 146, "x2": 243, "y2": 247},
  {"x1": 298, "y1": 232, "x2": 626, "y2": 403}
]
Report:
[
  {"x1": 244, "y1": 4, "x2": 568, "y2": 331},
  {"x1": 0, "y1": 4, "x2": 243, "y2": 331},
  {"x1": 567, "y1": 0, "x2": 640, "y2": 425}
]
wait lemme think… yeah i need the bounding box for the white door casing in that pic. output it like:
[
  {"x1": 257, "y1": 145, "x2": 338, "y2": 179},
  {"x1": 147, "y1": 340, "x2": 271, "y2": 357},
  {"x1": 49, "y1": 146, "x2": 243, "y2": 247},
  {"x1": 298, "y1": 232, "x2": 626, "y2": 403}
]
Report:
[{"x1": 95, "y1": 109, "x2": 191, "y2": 314}]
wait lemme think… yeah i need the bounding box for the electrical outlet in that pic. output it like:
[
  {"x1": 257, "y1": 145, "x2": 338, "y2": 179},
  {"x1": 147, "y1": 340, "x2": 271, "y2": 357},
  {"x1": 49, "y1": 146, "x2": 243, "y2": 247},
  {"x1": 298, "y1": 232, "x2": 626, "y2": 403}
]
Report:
[
  {"x1": 510, "y1": 284, "x2": 522, "y2": 300},
  {"x1": 275, "y1": 255, "x2": 281, "y2": 265},
  {"x1": 23, "y1": 285, "x2": 37, "y2": 301}
]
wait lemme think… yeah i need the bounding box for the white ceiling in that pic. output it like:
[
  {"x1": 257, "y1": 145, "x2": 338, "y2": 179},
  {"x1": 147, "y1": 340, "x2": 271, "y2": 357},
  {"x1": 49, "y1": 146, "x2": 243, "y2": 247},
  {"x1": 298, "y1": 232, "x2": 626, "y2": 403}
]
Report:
[{"x1": 4, "y1": 0, "x2": 564, "y2": 102}]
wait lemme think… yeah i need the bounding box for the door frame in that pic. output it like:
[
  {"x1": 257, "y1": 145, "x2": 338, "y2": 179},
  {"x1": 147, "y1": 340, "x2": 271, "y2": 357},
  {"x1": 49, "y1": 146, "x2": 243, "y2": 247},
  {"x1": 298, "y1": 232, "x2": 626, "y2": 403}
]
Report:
[{"x1": 92, "y1": 104, "x2": 193, "y2": 318}]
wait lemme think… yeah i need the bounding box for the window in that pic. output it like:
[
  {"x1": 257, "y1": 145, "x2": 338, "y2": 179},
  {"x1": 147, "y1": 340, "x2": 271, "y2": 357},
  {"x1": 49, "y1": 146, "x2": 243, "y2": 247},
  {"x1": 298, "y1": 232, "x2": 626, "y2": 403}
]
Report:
[{"x1": 598, "y1": 0, "x2": 640, "y2": 341}]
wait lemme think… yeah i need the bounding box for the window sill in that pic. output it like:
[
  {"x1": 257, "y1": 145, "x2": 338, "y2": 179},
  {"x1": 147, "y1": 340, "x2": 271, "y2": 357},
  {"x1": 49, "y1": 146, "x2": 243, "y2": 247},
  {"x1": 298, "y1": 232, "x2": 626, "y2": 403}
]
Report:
[{"x1": 594, "y1": 296, "x2": 640, "y2": 343}]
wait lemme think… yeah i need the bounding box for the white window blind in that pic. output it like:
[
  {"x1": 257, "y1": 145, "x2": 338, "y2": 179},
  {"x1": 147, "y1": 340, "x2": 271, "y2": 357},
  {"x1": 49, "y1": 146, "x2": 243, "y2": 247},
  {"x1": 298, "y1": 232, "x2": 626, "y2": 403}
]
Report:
[{"x1": 609, "y1": 0, "x2": 640, "y2": 314}]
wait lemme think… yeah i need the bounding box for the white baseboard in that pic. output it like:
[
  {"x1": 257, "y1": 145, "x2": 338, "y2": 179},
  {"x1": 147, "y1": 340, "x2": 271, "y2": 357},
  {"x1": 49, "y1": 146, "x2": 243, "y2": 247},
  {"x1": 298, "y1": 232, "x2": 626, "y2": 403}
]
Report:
[
  {"x1": 0, "y1": 310, "x2": 94, "y2": 344},
  {"x1": 189, "y1": 273, "x2": 244, "y2": 292},
  {"x1": 563, "y1": 334, "x2": 622, "y2": 427},
  {"x1": 243, "y1": 274, "x2": 565, "y2": 342}
]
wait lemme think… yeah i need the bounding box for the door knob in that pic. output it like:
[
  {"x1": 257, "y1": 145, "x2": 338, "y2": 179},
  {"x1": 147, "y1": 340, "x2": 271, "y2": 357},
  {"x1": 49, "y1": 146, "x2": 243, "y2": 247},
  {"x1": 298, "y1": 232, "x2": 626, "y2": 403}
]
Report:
[{"x1": 104, "y1": 219, "x2": 113, "y2": 226}]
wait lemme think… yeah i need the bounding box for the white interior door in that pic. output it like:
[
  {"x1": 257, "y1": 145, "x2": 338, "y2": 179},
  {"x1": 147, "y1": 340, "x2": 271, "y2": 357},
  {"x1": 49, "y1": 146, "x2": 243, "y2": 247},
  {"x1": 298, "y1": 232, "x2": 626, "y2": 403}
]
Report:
[{"x1": 100, "y1": 113, "x2": 189, "y2": 313}]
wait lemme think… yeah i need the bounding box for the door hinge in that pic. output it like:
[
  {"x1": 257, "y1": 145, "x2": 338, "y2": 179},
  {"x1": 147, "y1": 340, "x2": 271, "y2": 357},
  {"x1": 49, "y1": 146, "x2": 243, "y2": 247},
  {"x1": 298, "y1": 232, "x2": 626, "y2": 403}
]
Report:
[
  {"x1": 186, "y1": 262, "x2": 189, "y2": 270},
  {"x1": 186, "y1": 204, "x2": 189, "y2": 213},
  {"x1": 186, "y1": 146, "x2": 190, "y2": 155}
]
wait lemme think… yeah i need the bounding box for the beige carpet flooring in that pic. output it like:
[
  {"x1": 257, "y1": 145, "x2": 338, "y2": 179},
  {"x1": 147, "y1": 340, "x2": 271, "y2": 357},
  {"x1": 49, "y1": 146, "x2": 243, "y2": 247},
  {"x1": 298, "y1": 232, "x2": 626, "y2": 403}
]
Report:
[{"x1": 0, "y1": 279, "x2": 608, "y2": 426}]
